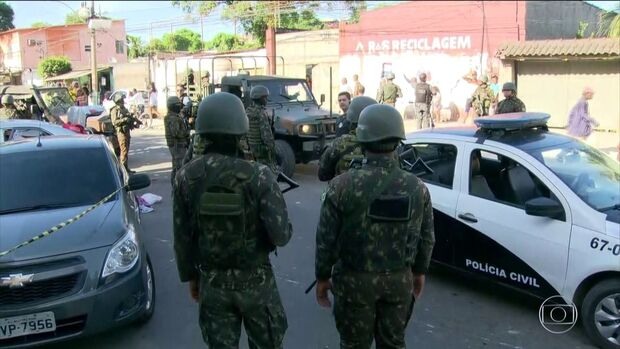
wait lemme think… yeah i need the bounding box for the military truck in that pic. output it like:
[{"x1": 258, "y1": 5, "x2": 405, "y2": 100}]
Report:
[
  {"x1": 0, "y1": 85, "x2": 119, "y2": 154},
  {"x1": 219, "y1": 74, "x2": 337, "y2": 177}
]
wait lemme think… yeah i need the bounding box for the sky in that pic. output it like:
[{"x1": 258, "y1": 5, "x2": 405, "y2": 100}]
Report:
[
  {"x1": 7, "y1": 1, "x2": 384, "y2": 43},
  {"x1": 7, "y1": 1, "x2": 619, "y2": 44}
]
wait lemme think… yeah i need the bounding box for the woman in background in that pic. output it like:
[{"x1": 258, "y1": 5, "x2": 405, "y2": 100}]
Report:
[{"x1": 148, "y1": 82, "x2": 158, "y2": 118}]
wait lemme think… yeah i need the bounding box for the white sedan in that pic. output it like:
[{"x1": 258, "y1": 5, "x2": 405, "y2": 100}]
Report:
[
  {"x1": 1, "y1": 119, "x2": 79, "y2": 143},
  {"x1": 401, "y1": 112, "x2": 619, "y2": 349}
]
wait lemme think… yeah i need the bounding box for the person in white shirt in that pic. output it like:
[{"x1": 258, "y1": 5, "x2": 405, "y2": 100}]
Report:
[{"x1": 339, "y1": 77, "x2": 353, "y2": 95}]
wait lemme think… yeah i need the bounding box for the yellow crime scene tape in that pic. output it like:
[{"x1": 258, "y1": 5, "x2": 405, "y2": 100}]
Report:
[{"x1": 0, "y1": 186, "x2": 125, "y2": 258}]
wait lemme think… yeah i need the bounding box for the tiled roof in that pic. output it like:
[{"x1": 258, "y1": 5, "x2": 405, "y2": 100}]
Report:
[{"x1": 497, "y1": 38, "x2": 620, "y2": 58}]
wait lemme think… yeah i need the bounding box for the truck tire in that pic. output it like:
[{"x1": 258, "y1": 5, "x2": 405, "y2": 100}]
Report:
[
  {"x1": 581, "y1": 278, "x2": 620, "y2": 349},
  {"x1": 275, "y1": 139, "x2": 295, "y2": 178}
]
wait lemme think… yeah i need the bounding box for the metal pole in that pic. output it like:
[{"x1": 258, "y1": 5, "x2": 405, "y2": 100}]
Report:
[
  {"x1": 148, "y1": 22, "x2": 153, "y2": 85},
  {"x1": 200, "y1": 15, "x2": 204, "y2": 52},
  {"x1": 329, "y1": 66, "x2": 332, "y2": 118},
  {"x1": 90, "y1": 0, "x2": 99, "y2": 104}
]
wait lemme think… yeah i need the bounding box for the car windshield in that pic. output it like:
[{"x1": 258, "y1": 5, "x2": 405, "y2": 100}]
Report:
[
  {"x1": 530, "y1": 140, "x2": 620, "y2": 213},
  {"x1": 252, "y1": 80, "x2": 314, "y2": 104},
  {"x1": 39, "y1": 88, "x2": 75, "y2": 118},
  {"x1": 0, "y1": 147, "x2": 118, "y2": 214}
]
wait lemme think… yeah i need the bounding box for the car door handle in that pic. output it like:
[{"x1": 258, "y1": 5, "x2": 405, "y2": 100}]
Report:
[{"x1": 458, "y1": 213, "x2": 478, "y2": 223}]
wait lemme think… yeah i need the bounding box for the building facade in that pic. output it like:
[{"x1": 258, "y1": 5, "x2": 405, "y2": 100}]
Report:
[
  {"x1": 338, "y1": 1, "x2": 605, "y2": 115},
  {"x1": 0, "y1": 20, "x2": 128, "y2": 85}
]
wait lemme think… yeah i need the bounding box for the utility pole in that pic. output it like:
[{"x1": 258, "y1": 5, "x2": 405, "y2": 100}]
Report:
[
  {"x1": 200, "y1": 15, "x2": 204, "y2": 52},
  {"x1": 89, "y1": 0, "x2": 98, "y2": 104},
  {"x1": 148, "y1": 22, "x2": 153, "y2": 85}
]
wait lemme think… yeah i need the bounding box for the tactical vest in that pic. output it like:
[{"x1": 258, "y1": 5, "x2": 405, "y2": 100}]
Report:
[
  {"x1": 164, "y1": 112, "x2": 182, "y2": 147},
  {"x1": 186, "y1": 154, "x2": 272, "y2": 270},
  {"x1": 335, "y1": 133, "x2": 364, "y2": 175},
  {"x1": 415, "y1": 82, "x2": 431, "y2": 104},
  {"x1": 246, "y1": 105, "x2": 264, "y2": 150},
  {"x1": 339, "y1": 167, "x2": 417, "y2": 273}
]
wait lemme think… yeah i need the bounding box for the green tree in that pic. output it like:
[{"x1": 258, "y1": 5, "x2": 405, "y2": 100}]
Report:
[
  {"x1": 0, "y1": 1, "x2": 15, "y2": 31},
  {"x1": 598, "y1": 5, "x2": 620, "y2": 38},
  {"x1": 161, "y1": 28, "x2": 203, "y2": 52},
  {"x1": 576, "y1": 21, "x2": 589, "y2": 39},
  {"x1": 346, "y1": 0, "x2": 367, "y2": 23},
  {"x1": 31, "y1": 21, "x2": 51, "y2": 28},
  {"x1": 205, "y1": 32, "x2": 260, "y2": 52},
  {"x1": 127, "y1": 35, "x2": 146, "y2": 58},
  {"x1": 147, "y1": 38, "x2": 165, "y2": 52},
  {"x1": 172, "y1": 1, "x2": 327, "y2": 45},
  {"x1": 65, "y1": 12, "x2": 86, "y2": 25},
  {"x1": 38, "y1": 56, "x2": 72, "y2": 78}
]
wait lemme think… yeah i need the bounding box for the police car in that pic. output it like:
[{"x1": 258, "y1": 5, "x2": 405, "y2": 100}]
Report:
[{"x1": 401, "y1": 113, "x2": 620, "y2": 349}]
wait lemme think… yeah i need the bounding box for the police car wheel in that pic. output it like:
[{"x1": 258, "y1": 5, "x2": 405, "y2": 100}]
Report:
[
  {"x1": 581, "y1": 279, "x2": 620, "y2": 349},
  {"x1": 275, "y1": 140, "x2": 295, "y2": 178}
]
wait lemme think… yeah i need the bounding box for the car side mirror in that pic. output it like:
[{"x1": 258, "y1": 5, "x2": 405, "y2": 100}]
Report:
[
  {"x1": 126, "y1": 174, "x2": 151, "y2": 191},
  {"x1": 319, "y1": 94, "x2": 325, "y2": 106},
  {"x1": 525, "y1": 197, "x2": 565, "y2": 220}
]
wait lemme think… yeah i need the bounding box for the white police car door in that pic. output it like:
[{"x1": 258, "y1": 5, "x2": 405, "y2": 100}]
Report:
[
  {"x1": 406, "y1": 140, "x2": 462, "y2": 265},
  {"x1": 453, "y1": 143, "x2": 572, "y2": 298}
]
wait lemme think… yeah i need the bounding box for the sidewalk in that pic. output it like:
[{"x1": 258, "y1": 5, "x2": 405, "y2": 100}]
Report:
[{"x1": 404, "y1": 119, "x2": 619, "y2": 161}]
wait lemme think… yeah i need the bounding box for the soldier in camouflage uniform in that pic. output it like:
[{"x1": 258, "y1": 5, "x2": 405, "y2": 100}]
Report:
[
  {"x1": 495, "y1": 82, "x2": 526, "y2": 114},
  {"x1": 110, "y1": 94, "x2": 139, "y2": 173},
  {"x1": 245, "y1": 85, "x2": 277, "y2": 172},
  {"x1": 164, "y1": 96, "x2": 190, "y2": 185},
  {"x1": 315, "y1": 104, "x2": 436, "y2": 349},
  {"x1": 173, "y1": 92, "x2": 292, "y2": 349},
  {"x1": 471, "y1": 76, "x2": 495, "y2": 117},
  {"x1": 0, "y1": 95, "x2": 18, "y2": 120},
  {"x1": 377, "y1": 73, "x2": 402, "y2": 107},
  {"x1": 318, "y1": 96, "x2": 377, "y2": 182}
]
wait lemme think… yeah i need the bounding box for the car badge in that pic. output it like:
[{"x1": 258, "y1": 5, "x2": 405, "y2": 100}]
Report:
[{"x1": 1, "y1": 273, "x2": 34, "y2": 288}]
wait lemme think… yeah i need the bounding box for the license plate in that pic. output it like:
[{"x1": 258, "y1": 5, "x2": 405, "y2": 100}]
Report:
[{"x1": 0, "y1": 312, "x2": 56, "y2": 339}]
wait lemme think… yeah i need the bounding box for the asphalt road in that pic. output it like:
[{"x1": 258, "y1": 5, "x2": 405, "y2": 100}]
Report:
[{"x1": 47, "y1": 130, "x2": 598, "y2": 349}]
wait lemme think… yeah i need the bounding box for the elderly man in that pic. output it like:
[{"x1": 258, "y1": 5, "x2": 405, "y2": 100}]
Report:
[{"x1": 567, "y1": 87, "x2": 599, "y2": 141}]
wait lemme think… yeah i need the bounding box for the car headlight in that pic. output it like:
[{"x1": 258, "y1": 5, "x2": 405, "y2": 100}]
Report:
[
  {"x1": 101, "y1": 225, "x2": 140, "y2": 278},
  {"x1": 300, "y1": 124, "x2": 314, "y2": 134}
]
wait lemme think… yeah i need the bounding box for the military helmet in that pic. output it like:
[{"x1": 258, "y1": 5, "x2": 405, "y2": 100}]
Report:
[
  {"x1": 357, "y1": 104, "x2": 405, "y2": 143},
  {"x1": 195, "y1": 92, "x2": 248, "y2": 135},
  {"x1": 250, "y1": 85, "x2": 269, "y2": 100},
  {"x1": 1, "y1": 95, "x2": 14, "y2": 105},
  {"x1": 167, "y1": 96, "x2": 182, "y2": 108},
  {"x1": 346, "y1": 96, "x2": 377, "y2": 123},
  {"x1": 502, "y1": 82, "x2": 516, "y2": 92},
  {"x1": 113, "y1": 93, "x2": 125, "y2": 104},
  {"x1": 479, "y1": 75, "x2": 489, "y2": 84},
  {"x1": 386, "y1": 72, "x2": 395, "y2": 80}
]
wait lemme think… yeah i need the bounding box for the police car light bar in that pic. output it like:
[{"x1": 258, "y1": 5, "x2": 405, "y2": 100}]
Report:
[{"x1": 474, "y1": 112, "x2": 550, "y2": 130}]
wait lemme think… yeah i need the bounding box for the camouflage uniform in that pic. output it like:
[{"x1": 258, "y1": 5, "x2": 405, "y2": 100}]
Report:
[
  {"x1": 471, "y1": 83, "x2": 495, "y2": 117},
  {"x1": 318, "y1": 96, "x2": 377, "y2": 182},
  {"x1": 174, "y1": 92, "x2": 292, "y2": 349},
  {"x1": 316, "y1": 155, "x2": 435, "y2": 348},
  {"x1": 164, "y1": 110, "x2": 190, "y2": 184},
  {"x1": 110, "y1": 103, "x2": 134, "y2": 171},
  {"x1": 315, "y1": 104, "x2": 435, "y2": 348},
  {"x1": 0, "y1": 107, "x2": 18, "y2": 120},
  {"x1": 496, "y1": 96, "x2": 526, "y2": 114},
  {"x1": 245, "y1": 103, "x2": 277, "y2": 171},
  {"x1": 318, "y1": 131, "x2": 363, "y2": 181},
  {"x1": 378, "y1": 81, "x2": 403, "y2": 107}
]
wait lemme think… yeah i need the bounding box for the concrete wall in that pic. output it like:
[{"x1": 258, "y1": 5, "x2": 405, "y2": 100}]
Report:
[
  {"x1": 339, "y1": 1, "x2": 526, "y2": 115},
  {"x1": 276, "y1": 29, "x2": 340, "y2": 113},
  {"x1": 514, "y1": 59, "x2": 620, "y2": 132},
  {"x1": 111, "y1": 61, "x2": 149, "y2": 90}
]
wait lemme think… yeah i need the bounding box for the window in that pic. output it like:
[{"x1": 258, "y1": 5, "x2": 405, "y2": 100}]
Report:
[
  {"x1": 116, "y1": 40, "x2": 125, "y2": 54},
  {"x1": 250, "y1": 80, "x2": 313, "y2": 104},
  {"x1": 406, "y1": 143, "x2": 457, "y2": 188},
  {"x1": 469, "y1": 149, "x2": 554, "y2": 208},
  {"x1": 0, "y1": 148, "x2": 117, "y2": 213},
  {"x1": 5, "y1": 128, "x2": 50, "y2": 141}
]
